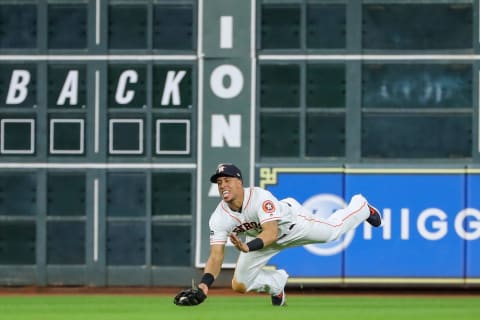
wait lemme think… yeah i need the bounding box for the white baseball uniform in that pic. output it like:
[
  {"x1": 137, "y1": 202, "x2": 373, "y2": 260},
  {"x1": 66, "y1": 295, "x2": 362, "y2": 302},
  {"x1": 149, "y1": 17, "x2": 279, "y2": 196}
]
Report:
[{"x1": 208, "y1": 187, "x2": 371, "y2": 295}]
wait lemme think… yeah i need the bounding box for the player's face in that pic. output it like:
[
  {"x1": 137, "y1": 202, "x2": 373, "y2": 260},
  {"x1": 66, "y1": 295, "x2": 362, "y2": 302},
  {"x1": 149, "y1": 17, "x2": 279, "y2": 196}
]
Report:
[{"x1": 216, "y1": 176, "x2": 243, "y2": 202}]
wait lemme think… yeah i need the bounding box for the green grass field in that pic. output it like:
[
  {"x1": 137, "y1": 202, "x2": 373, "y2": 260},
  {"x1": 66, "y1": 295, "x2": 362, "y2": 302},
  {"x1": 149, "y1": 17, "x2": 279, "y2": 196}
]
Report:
[{"x1": 0, "y1": 295, "x2": 478, "y2": 320}]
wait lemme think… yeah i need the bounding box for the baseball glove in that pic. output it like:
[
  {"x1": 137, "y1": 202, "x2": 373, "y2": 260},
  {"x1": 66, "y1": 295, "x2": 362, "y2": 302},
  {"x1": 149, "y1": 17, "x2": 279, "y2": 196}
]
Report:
[{"x1": 173, "y1": 287, "x2": 207, "y2": 306}]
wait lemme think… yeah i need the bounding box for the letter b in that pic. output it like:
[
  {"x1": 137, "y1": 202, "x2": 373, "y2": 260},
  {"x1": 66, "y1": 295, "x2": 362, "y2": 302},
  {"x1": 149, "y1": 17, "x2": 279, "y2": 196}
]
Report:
[{"x1": 7, "y1": 70, "x2": 31, "y2": 104}]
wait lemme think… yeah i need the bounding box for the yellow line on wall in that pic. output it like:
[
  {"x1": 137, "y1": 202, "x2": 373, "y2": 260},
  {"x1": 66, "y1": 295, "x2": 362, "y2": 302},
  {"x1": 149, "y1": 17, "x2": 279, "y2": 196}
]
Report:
[
  {"x1": 287, "y1": 277, "x2": 475, "y2": 285},
  {"x1": 259, "y1": 167, "x2": 480, "y2": 188}
]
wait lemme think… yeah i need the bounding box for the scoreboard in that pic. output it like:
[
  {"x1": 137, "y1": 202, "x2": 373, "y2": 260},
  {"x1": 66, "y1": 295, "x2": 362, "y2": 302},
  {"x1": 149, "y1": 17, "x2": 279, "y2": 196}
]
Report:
[
  {"x1": 0, "y1": 0, "x2": 201, "y2": 286},
  {"x1": 0, "y1": 64, "x2": 194, "y2": 155},
  {"x1": 0, "y1": 0, "x2": 479, "y2": 287}
]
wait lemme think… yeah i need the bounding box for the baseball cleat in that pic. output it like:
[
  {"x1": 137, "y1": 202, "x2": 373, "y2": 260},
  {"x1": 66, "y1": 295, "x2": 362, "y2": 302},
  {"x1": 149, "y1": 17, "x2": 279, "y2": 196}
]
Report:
[
  {"x1": 271, "y1": 289, "x2": 286, "y2": 306},
  {"x1": 366, "y1": 204, "x2": 382, "y2": 227}
]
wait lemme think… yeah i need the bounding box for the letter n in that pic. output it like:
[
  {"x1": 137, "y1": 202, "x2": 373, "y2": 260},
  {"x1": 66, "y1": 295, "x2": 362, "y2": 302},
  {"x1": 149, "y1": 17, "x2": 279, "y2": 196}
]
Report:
[{"x1": 211, "y1": 114, "x2": 241, "y2": 147}]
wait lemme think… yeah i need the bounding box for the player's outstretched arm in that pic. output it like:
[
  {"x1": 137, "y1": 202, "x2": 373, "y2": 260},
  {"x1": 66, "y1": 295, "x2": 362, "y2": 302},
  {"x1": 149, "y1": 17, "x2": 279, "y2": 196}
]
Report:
[
  {"x1": 174, "y1": 244, "x2": 225, "y2": 306},
  {"x1": 199, "y1": 244, "x2": 225, "y2": 295}
]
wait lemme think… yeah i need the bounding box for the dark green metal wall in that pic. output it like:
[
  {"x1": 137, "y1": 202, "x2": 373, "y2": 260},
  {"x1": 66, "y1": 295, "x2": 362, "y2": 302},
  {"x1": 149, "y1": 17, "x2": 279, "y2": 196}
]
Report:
[{"x1": 0, "y1": 0, "x2": 479, "y2": 286}]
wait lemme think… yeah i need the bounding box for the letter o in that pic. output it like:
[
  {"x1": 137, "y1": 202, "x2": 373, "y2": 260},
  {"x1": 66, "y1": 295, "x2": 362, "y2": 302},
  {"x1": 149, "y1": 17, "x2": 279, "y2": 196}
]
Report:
[{"x1": 210, "y1": 65, "x2": 244, "y2": 99}]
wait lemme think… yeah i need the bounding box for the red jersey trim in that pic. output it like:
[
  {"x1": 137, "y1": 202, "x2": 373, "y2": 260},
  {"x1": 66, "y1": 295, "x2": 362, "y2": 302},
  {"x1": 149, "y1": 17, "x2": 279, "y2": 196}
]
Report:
[
  {"x1": 297, "y1": 201, "x2": 367, "y2": 227},
  {"x1": 341, "y1": 201, "x2": 367, "y2": 221},
  {"x1": 260, "y1": 216, "x2": 281, "y2": 224},
  {"x1": 220, "y1": 203, "x2": 242, "y2": 224},
  {"x1": 210, "y1": 240, "x2": 227, "y2": 245},
  {"x1": 242, "y1": 187, "x2": 254, "y2": 212}
]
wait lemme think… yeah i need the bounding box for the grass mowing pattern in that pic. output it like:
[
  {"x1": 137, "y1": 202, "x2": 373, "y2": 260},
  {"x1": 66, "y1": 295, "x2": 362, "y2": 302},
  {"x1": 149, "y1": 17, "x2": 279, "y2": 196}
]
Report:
[{"x1": 0, "y1": 295, "x2": 478, "y2": 320}]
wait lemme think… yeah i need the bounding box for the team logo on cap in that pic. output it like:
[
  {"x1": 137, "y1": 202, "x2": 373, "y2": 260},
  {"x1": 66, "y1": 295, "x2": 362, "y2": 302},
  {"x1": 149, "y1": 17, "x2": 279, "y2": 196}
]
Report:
[{"x1": 262, "y1": 200, "x2": 275, "y2": 214}]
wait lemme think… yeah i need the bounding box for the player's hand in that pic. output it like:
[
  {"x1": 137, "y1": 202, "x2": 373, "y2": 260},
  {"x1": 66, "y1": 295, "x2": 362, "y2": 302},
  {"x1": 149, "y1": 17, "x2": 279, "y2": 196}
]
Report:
[{"x1": 229, "y1": 233, "x2": 249, "y2": 252}]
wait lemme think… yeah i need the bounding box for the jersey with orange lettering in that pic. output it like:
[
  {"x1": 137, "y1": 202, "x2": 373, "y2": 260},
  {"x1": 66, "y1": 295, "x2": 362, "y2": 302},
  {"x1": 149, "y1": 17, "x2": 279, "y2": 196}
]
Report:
[{"x1": 209, "y1": 187, "x2": 296, "y2": 245}]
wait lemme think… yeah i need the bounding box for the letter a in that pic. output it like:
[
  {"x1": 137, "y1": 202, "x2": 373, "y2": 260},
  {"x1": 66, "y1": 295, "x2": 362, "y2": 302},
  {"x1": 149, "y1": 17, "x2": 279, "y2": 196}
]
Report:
[{"x1": 57, "y1": 70, "x2": 79, "y2": 105}]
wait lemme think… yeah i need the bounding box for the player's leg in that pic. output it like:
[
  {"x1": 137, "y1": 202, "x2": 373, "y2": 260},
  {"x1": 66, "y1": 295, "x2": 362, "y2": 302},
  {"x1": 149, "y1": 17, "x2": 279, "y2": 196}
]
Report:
[
  {"x1": 303, "y1": 193, "x2": 373, "y2": 243},
  {"x1": 232, "y1": 245, "x2": 288, "y2": 297}
]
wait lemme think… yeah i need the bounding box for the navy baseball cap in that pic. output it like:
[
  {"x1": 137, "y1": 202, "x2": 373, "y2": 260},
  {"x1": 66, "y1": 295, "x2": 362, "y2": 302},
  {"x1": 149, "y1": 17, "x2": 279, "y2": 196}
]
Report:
[{"x1": 210, "y1": 163, "x2": 243, "y2": 183}]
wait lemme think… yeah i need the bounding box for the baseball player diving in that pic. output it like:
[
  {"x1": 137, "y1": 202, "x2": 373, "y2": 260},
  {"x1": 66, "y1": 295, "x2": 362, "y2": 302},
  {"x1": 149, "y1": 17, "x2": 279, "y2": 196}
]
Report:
[{"x1": 174, "y1": 163, "x2": 382, "y2": 307}]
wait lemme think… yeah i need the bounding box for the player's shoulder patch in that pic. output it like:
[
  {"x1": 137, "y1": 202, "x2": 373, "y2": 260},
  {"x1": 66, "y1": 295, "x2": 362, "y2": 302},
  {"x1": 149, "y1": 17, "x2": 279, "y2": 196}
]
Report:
[{"x1": 262, "y1": 200, "x2": 275, "y2": 213}]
